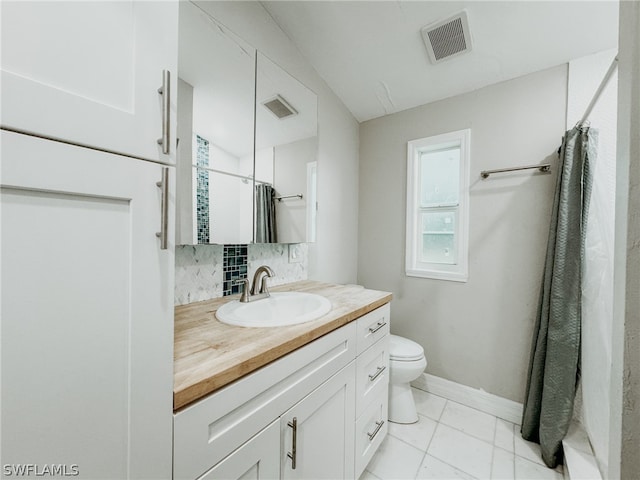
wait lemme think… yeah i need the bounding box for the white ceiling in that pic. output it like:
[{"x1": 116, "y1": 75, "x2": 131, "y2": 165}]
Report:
[{"x1": 261, "y1": 1, "x2": 619, "y2": 122}]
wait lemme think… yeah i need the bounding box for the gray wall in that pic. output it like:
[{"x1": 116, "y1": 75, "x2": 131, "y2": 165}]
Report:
[{"x1": 358, "y1": 65, "x2": 567, "y2": 402}]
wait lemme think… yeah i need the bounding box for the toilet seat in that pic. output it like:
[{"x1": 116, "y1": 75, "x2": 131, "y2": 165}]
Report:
[{"x1": 389, "y1": 334, "x2": 424, "y2": 362}]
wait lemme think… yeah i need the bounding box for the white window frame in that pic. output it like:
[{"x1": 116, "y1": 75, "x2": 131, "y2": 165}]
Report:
[{"x1": 406, "y1": 129, "x2": 470, "y2": 282}]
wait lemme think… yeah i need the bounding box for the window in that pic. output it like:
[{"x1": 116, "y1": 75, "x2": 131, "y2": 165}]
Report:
[{"x1": 406, "y1": 129, "x2": 470, "y2": 281}]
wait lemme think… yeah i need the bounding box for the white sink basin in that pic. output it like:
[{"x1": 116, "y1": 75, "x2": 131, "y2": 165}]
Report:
[{"x1": 215, "y1": 292, "x2": 332, "y2": 328}]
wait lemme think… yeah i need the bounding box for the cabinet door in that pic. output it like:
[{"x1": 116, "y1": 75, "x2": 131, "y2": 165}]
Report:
[
  {"x1": 197, "y1": 421, "x2": 280, "y2": 480},
  {"x1": 0, "y1": 131, "x2": 174, "y2": 478},
  {"x1": 0, "y1": 1, "x2": 178, "y2": 163},
  {"x1": 281, "y1": 363, "x2": 356, "y2": 480}
]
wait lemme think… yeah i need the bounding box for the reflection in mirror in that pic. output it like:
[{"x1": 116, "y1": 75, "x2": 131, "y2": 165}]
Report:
[
  {"x1": 255, "y1": 53, "x2": 318, "y2": 244},
  {"x1": 176, "y1": 1, "x2": 255, "y2": 245}
]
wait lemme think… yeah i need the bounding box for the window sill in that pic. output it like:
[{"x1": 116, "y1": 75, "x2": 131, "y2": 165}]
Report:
[{"x1": 405, "y1": 268, "x2": 468, "y2": 283}]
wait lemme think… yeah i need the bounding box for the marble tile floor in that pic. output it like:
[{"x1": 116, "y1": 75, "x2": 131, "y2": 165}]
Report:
[{"x1": 361, "y1": 388, "x2": 564, "y2": 480}]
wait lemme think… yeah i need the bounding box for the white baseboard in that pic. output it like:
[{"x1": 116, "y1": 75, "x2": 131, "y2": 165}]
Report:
[{"x1": 411, "y1": 373, "x2": 524, "y2": 425}]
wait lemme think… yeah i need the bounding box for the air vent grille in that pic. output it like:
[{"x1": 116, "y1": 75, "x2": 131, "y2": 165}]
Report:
[
  {"x1": 262, "y1": 95, "x2": 297, "y2": 119},
  {"x1": 421, "y1": 11, "x2": 472, "y2": 64}
]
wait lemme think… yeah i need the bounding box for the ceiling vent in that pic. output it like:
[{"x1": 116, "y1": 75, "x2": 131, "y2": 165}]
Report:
[
  {"x1": 421, "y1": 11, "x2": 472, "y2": 64},
  {"x1": 261, "y1": 95, "x2": 297, "y2": 119}
]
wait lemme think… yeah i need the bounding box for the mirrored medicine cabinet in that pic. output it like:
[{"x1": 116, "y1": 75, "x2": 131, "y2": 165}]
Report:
[{"x1": 176, "y1": 1, "x2": 318, "y2": 246}]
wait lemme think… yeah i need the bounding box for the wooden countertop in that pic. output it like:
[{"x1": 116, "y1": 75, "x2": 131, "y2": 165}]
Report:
[{"x1": 174, "y1": 280, "x2": 392, "y2": 411}]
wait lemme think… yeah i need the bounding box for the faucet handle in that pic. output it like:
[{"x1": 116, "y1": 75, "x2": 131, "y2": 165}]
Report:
[
  {"x1": 258, "y1": 275, "x2": 271, "y2": 295},
  {"x1": 233, "y1": 278, "x2": 250, "y2": 303}
]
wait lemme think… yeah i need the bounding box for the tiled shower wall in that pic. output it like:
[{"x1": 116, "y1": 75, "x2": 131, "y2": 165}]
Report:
[
  {"x1": 175, "y1": 243, "x2": 308, "y2": 306},
  {"x1": 195, "y1": 135, "x2": 210, "y2": 244}
]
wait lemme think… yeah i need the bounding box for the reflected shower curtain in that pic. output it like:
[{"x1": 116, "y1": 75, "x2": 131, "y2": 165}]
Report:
[
  {"x1": 255, "y1": 184, "x2": 277, "y2": 243},
  {"x1": 521, "y1": 126, "x2": 596, "y2": 468}
]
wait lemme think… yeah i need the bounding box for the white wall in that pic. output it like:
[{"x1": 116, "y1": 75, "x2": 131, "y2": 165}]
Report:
[
  {"x1": 609, "y1": 1, "x2": 640, "y2": 477},
  {"x1": 358, "y1": 65, "x2": 567, "y2": 402},
  {"x1": 254, "y1": 147, "x2": 274, "y2": 184},
  {"x1": 193, "y1": 0, "x2": 360, "y2": 285},
  {"x1": 206, "y1": 144, "x2": 249, "y2": 244},
  {"x1": 566, "y1": 49, "x2": 618, "y2": 474},
  {"x1": 274, "y1": 137, "x2": 316, "y2": 243}
]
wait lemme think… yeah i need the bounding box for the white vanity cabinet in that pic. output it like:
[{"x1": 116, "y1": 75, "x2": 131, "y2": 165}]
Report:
[
  {"x1": 354, "y1": 305, "x2": 391, "y2": 478},
  {"x1": 173, "y1": 303, "x2": 391, "y2": 480},
  {"x1": 194, "y1": 364, "x2": 355, "y2": 480},
  {"x1": 1, "y1": 0, "x2": 178, "y2": 163}
]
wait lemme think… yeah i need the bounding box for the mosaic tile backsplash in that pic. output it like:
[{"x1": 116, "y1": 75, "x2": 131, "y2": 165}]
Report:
[
  {"x1": 175, "y1": 243, "x2": 308, "y2": 306},
  {"x1": 196, "y1": 135, "x2": 210, "y2": 244},
  {"x1": 223, "y1": 244, "x2": 248, "y2": 296}
]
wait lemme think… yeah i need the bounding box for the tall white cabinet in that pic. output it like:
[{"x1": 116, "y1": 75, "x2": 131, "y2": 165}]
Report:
[
  {"x1": 0, "y1": 2, "x2": 177, "y2": 477},
  {"x1": 1, "y1": 1, "x2": 177, "y2": 163}
]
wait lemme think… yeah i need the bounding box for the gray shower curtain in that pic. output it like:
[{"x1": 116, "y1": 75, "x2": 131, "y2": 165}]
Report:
[
  {"x1": 521, "y1": 126, "x2": 596, "y2": 468},
  {"x1": 255, "y1": 184, "x2": 277, "y2": 243}
]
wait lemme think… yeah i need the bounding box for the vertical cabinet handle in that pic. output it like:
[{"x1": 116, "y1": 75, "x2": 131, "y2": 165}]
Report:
[
  {"x1": 287, "y1": 417, "x2": 297, "y2": 469},
  {"x1": 157, "y1": 70, "x2": 171, "y2": 154},
  {"x1": 156, "y1": 167, "x2": 169, "y2": 249}
]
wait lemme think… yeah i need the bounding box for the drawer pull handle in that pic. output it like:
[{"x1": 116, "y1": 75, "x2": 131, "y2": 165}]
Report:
[
  {"x1": 287, "y1": 417, "x2": 297, "y2": 469},
  {"x1": 367, "y1": 420, "x2": 385, "y2": 441},
  {"x1": 368, "y1": 365, "x2": 386, "y2": 382},
  {"x1": 368, "y1": 321, "x2": 387, "y2": 334}
]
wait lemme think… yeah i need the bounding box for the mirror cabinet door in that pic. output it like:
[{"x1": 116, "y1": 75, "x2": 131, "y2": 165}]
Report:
[
  {"x1": 255, "y1": 53, "x2": 319, "y2": 244},
  {"x1": 176, "y1": 1, "x2": 255, "y2": 245},
  {"x1": 176, "y1": 3, "x2": 319, "y2": 246}
]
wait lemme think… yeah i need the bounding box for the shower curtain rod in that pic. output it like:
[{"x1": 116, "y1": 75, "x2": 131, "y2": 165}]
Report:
[
  {"x1": 483, "y1": 55, "x2": 618, "y2": 181},
  {"x1": 578, "y1": 55, "x2": 618, "y2": 126},
  {"x1": 195, "y1": 165, "x2": 271, "y2": 185}
]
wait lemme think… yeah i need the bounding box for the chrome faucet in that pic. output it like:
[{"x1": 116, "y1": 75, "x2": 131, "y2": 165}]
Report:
[
  {"x1": 236, "y1": 265, "x2": 275, "y2": 303},
  {"x1": 251, "y1": 265, "x2": 274, "y2": 296}
]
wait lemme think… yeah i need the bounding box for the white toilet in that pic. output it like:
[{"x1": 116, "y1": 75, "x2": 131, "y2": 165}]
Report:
[{"x1": 388, "y1": 334, "x2": 427, "y2": 424}]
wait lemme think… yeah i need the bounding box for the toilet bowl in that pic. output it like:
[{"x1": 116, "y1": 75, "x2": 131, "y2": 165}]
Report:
[{"x1": 388, "y1": 334, "x2": 427, "y2": 424}]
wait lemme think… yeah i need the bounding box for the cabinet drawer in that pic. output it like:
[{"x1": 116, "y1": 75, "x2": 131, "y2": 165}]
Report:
[
  {"x1": 174, "y1": 322, "x2": 356, "y2": 480},
  {"x1": 356, "y1": 304, "x2": 390, "y2": 354},
  {"x1": 355, "y1": 391, "x2": 388, "y2": 479},
  {"x1": 356, "y1": 335, "x2": 389, "y2": 416}
]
